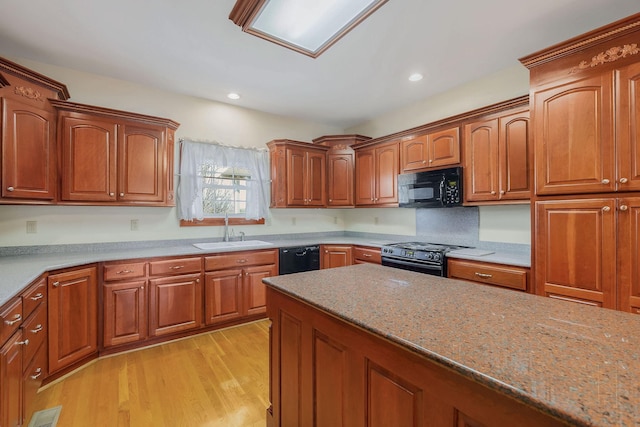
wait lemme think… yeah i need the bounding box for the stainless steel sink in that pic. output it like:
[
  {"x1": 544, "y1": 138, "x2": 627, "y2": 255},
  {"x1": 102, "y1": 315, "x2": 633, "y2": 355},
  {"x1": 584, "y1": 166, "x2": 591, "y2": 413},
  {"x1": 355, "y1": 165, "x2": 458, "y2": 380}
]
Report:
[{"x1": 192, "y1": 240, "x2": 274, "y2": 250}]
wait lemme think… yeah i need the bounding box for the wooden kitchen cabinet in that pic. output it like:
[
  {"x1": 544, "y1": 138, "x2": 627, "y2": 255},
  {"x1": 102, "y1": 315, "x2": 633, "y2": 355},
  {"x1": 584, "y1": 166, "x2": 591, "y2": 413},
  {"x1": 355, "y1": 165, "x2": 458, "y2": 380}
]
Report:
[
  {"x1": 48, "y1": 266, "x2": 98, "y2": 374},
  {"x1": 53, "y1": 100, "x2": 179, "y2": 206},
  {"x1": 463, "y1": 99, "x2": 530, "y2": 204},
  {"x1": 0, "y1": 57, "x2": 69, "y2": 204},
  {"x1": 447, "y1": 259, "x2": 528, "y2": 291},
  {"x1": 320, "y1": 245, "x2": 353, "y2": 269},
  {"x1": 353, "y1": 245, "x2": 382, "y2": 264},
  {"x1": 204, "y1": 249, "x2": 277, "y2": 324},
  {"x1": 355, "y1": 140, "x2": 399, "y2": 206},
  {"x1": 400, "y1": 126, "x2": 460, "y2": 173},
  {"x1": 1, "y1": 330, "x2": 23, "y2": 427},
  {"x1": 102, "y1": 261, "x2": 148, "y2": 348},
  {"x1": 267, "y1": 139, "x2": 329, "y2": 208},
  {"x1": 148, "y1": 257, "x2": 202, "y2": 337},
  {"x1": 535, "y1": 199, "x2": 616, "y2": 308}
]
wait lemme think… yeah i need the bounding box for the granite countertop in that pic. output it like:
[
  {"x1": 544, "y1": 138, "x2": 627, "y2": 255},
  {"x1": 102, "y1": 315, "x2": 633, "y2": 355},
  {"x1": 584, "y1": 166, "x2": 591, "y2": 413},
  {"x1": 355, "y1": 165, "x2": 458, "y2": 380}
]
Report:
[
  {"x1": 263, "y1": 264, "x2": 640, "y2": 427},
  {"x1": 0, "y1": 236, "x2": 398, "y2": 307}
]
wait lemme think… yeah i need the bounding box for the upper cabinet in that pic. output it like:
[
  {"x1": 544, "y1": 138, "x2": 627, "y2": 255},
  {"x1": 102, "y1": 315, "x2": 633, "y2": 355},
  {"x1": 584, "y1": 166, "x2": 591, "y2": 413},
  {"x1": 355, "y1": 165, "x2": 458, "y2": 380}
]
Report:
[
  {"x1": 400, "y1": 126, "x2": 460, "y2": 173},
  {"x1": 0, "y1": 56, "x2": 179, "y2": 207},
  {"x1": 313, "y1": 134, "x2": 371, "y2": 208},
  {"x1": 520, "y1": 14, "x2": 640, "y2": 196},
  {"x1": 355, "y1": 140, "x2": 399, "y2": 206},
  {"x1": 52, "y1": 101, "x2": 179, "y2": 206},
  {"x1": 267, "y1": 139, "x2": 329, "y2": 208},
  {"x1": 463, "y1": 97, "x2": 530, "y2": 204},
  {"x1": 0, "y1": 57, "x2": 69, "y2": 204}
]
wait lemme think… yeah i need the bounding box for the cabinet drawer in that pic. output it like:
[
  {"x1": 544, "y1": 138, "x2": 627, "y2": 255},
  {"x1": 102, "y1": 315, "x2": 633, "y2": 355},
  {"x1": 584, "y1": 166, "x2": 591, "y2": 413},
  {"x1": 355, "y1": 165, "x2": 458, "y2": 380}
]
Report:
[
  {"x1": 104, "y1": 261, "x2": 147, "y2": 281},
  {"x1": 149, "y1": 257, "x2": 201, "y2": 276},
  {"x1": 353, "y1": 246, "x2": 381, "y2": 264},
  {"x1": 448, "y1": 259, "x2": 528, "y2": 291},
  {"x1": 0, "y1": 298, "x2": 23, "y2": 345},
  {"x1": 205, "y1": 249, "x2": 278, "y2": 271},
  {"x1": 22, "y1": 277, "x2": 46, "y2": 319},
  {"x1": 21, "y1": 303, "x2": 47, "y2": 368}
]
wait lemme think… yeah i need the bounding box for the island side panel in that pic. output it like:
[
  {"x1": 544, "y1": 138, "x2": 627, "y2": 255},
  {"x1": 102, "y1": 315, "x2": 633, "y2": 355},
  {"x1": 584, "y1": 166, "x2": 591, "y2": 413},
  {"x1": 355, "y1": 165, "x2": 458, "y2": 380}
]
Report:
[{"x1": 265, "y1": 285, "x2": 571, "y2": 427}]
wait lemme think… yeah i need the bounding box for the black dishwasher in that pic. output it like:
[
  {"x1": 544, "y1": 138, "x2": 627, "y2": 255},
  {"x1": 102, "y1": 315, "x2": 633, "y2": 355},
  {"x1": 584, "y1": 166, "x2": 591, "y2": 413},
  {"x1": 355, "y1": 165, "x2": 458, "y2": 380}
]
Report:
[{"x1": 279, "y1": 245, "x2": 320, "y2": 275}]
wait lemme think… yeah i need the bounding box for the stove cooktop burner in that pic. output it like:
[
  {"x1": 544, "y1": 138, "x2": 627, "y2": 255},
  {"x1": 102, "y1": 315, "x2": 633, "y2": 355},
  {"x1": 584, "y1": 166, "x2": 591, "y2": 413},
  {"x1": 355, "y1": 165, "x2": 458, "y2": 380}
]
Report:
[{"x1": 385, "y1": 242, "x2": 468, "y2": 252}]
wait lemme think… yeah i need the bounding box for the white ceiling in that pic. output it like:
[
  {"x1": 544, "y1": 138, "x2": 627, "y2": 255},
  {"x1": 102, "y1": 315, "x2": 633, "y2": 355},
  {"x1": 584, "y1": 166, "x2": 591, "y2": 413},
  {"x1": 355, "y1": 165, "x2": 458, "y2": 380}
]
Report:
[{"x1": 0, "y1": 0, "x2": 638, "y2": 129}]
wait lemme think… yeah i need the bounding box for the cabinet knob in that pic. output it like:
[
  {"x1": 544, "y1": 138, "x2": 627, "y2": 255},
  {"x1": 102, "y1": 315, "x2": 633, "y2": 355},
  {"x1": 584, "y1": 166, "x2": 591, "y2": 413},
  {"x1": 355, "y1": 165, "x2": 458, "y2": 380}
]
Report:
[
  {"x1": 429, "y1": 159, "x2": 433, "y2": 163},
  {"x1": 52, "y1": 281, "x2": 60, "y2": 287},
  {"x1": 602, "y1": 206, "x2": 611, "y2": 212},
  {"x1": 6, "y1": 186, "x2": 14, "y2": 192},
  {"x1": 109, "y1": 192, "x2": 115, "y2": 197},
  {"x1": 328, "y1": 199, "x2": 332, "y2": 202},
  {"x1": 120, "y1": 192, "x2": 125, "y2": 197},
  {"x1": 619, "y1": 177, "x2": 629, "y2": 184},
  {"x1": 602, "y1": 179, "x2": 610, "y2": 184},
  {"x1": 491, "y1": 191, "x2": 496, "y2": 195},
  {"x1": 422, "y1": 160, "x2": 427, "y2": 164},
  {"x1": 620, "y1": 205, "x2": 629, "y2": 211},
  {"x1": 196, "y1": 279, "x2": 200, "y2": 283},
  {"x1": 4, "y1": 314, "x2": 21, "y2": 326},
  {"x1": 500, "y1": 190, "x2": 505, "y2": 195}
]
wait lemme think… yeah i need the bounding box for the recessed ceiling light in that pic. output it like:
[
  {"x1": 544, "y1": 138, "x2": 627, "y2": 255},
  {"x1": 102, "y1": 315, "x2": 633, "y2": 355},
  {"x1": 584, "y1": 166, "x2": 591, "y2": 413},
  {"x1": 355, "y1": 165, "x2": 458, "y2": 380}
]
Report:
[
  {"x1": 227, "y1": 93, "x2": 241, "y2": 100},
  {"x1": 408, "y1": 73, "x2": 423, "y2": 82},
  {"x1": 229, "y1": 0, "x2": 389, "y2": 58}
]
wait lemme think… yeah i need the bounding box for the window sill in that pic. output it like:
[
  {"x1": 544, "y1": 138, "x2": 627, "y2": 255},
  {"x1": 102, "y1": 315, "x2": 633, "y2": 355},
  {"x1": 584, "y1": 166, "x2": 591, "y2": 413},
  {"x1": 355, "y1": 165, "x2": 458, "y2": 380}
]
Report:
[{"x1": 180, "y1": 218, "x2": 265, "y2": 227}]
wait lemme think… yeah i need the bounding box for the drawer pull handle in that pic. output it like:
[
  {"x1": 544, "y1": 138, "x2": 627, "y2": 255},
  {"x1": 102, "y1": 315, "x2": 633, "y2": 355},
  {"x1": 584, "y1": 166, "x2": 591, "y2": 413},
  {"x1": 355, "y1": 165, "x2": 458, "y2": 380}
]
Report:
[
  {"x1": 31, "y1": 368, "x2": 43, "y2": 380},
  {"x1": 363, "y1": 254, "x2": 372, "y2": 257},
  {"x1": 475, "y1": 272, "x2": 493, "y2": 279},
  {"x1": 4, "y1": 314, "x2": 21, "y2": 326},
  {"x1": 30, "y1": 293, "x2": 44, "y2": 301},
  {"x1": 31, "y1": 324, "x2": 43, "y2": 334},
  {"x1": 169, "y1": 265, "x2": 184, "y2": 270},
  {"x1": 117, "y1": 270, "x2": 133, "y2": 274},
  {"x1": 16, "y1": 339, "x2": 29, "y2": 346},
  {"x1": 236, "y1": 259, "x2": 248, "y2": 263}
]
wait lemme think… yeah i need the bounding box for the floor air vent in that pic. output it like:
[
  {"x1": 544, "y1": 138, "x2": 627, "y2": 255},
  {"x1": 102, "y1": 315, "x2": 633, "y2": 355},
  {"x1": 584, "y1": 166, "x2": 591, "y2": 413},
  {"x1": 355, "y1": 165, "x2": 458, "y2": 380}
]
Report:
[{"x1": 27, "y1": 406, "x2": 62, "y2": 427}]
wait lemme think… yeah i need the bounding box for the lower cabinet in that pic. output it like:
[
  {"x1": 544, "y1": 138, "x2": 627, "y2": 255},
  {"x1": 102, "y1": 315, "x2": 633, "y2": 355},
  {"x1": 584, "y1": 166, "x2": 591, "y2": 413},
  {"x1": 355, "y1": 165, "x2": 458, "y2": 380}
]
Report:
[
  {"x1": 353, "y1": 246, "x2": 381, "y2": 264},
  {"x1": 320, "y1": 245, "x2": 353, "y2": 269},
  {"x1": 204, "y1": 249, "x2": 277, "y2": 325},
  {"x1": 48, "y1": 266, "x2": 97, "y2": 374},
  {"x1": 267, "y1": 287, "x2": 565, "y2": 427},
  {"x1": 1, "y1": 330, "x2": 23, "y2": 427},
  {"x1": 447, "y1": 259, "x2": 528, "y2": 292}
]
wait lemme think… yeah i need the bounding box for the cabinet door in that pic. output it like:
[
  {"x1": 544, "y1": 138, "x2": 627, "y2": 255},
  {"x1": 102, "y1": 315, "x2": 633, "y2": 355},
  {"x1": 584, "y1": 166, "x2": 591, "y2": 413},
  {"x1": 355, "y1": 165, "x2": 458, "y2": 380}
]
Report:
[
  {"x1": 0, "y1": 331, "x2": 23, "y2": 427},
  {"x1": 616, "y1": 62, "x2": 640, "y2": 192},
  {"x1": 1, "y1": 98, "x2": 56, "y2": 200},
  {"x1": 149, "y1": 273, "x2": 202, "y2": 337},
  {"x1": 103, "y1": 280, "x2": 147, "y2": 347},
  {"x1": 306, "y1": 150, "x2": 326, "y2": 207},
  {"x1": 617, "y1": 197, "x2": 640, "y2": 313},
  {"x1": 22, "y1": 343, "x2": 46, "y2": 424},
  {"x1": 327, "y1": 152, "x2": 354, "y2": 206},
  {"x1": 48, "y1": 266, "x2": 98, "y2": 373},
  {"x1": 429, "y1": 127, "x2": 460, "y2": 168},
  {"x1": 321, "y1": 245, "x2": 353, "y2": 269},
  {"x1": 464, "y1": 118, "x2": 499, "y2": 202},
  {"x1": 400, "y1": 135, "x2": 429, "y2": 172},
  {"x1": 244, "y1": 264, "x2": 277, "y2": 316},
  {"x1": 355, "y1": 148, "x2": 376, "y2": 205},
  {"x1": 375, "y1": 143, "x2": 399, "y2": 205},
  {"x1": 60, "y1": 115, "x2": 118, "y2": 201},
  {"x1": 535, "y1": 199, "x2": 616, "y2": 308},
  {"x1": 534, "y1": 74, "x2": 615, "y2": 195},
  {"x1": 204, "y1": 269, "x2": 243, "y2": 325},
  {"x1": 286, "y1": 147, "x2": 307, "y2": 206},
  {"x1": 499, "y1": 109, "x2": 530, "y2": 200},
  {"x1": 119, "y1": 123, "x2": 165, "y2": 203}
]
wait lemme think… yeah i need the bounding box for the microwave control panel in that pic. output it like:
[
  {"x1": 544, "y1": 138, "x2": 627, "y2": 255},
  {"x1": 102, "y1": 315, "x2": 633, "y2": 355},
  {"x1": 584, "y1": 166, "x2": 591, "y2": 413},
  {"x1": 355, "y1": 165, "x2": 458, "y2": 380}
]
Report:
[{"x1": 443, "y1": 180, "x2": 461, "y2": 205}]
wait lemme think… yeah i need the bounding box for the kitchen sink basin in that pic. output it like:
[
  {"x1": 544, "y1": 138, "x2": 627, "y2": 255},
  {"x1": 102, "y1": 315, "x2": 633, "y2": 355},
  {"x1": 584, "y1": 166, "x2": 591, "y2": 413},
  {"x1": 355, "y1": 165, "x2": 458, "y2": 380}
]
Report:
[{"x1": 193, "y1": 240, "x2": 274, "y2": 250}]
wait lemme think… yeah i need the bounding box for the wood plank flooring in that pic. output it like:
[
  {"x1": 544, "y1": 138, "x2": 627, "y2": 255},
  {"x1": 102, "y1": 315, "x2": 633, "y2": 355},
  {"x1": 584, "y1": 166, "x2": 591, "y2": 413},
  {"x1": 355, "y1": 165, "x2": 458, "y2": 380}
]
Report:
[{"x1": 31, "y1": 320, "x2": 270, "y2": 427}]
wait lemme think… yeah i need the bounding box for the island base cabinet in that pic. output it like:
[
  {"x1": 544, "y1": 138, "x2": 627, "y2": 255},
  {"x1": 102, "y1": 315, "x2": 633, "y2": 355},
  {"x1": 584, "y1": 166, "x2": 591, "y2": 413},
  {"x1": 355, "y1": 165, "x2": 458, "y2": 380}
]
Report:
[{"x1": 266, "y1": 287, "x2": 568, "y2": 427}]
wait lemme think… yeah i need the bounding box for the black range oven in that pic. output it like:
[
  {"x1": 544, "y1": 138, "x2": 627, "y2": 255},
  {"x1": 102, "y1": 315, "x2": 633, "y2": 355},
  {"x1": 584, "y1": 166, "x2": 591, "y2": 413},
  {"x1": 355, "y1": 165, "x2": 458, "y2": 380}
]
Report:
[{"x1": 380, "y1": 242, "x2": 468, "y2": 277}]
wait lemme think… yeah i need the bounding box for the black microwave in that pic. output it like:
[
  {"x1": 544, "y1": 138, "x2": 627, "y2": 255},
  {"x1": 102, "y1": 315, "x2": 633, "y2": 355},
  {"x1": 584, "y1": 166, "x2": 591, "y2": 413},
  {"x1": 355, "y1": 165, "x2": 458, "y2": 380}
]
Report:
[{"x1": 398, "y1": 167, "x2": 463, "y2": 208}]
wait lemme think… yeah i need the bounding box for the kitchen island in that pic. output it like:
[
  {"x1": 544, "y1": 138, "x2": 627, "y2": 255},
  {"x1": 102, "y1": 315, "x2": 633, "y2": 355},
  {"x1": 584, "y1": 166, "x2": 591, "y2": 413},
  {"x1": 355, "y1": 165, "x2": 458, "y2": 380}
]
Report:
[{"x1": 263, "y1": 264, "x2": 640, "y2": 427}]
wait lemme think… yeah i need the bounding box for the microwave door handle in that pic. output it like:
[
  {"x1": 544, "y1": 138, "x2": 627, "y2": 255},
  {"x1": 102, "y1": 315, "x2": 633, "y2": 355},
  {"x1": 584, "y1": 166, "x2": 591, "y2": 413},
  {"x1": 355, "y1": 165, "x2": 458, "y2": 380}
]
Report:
[{"x1": 439, "y1": 179, "x2": 446, "y2": 206}]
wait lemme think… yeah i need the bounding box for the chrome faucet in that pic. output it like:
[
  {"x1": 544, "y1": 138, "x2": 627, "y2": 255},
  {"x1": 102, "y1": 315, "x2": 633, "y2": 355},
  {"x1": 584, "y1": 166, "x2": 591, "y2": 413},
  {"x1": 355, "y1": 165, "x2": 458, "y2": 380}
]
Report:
[
  {"x1": 223, "y1": 213, "x2": 230, "y2": 242},
  {"x1": 239, "y1": 231, "x2": 245, "y2": 241}
]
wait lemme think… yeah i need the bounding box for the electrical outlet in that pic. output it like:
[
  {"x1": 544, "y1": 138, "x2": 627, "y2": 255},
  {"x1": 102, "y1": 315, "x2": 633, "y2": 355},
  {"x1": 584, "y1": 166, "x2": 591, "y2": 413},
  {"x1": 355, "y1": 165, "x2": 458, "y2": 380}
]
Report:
[
  {"x1": 130, "y1": 219, "x2": 139, "y2": 231},
  {"x1": 26, "y1": 221, "x2": 37, "y2": 234}
]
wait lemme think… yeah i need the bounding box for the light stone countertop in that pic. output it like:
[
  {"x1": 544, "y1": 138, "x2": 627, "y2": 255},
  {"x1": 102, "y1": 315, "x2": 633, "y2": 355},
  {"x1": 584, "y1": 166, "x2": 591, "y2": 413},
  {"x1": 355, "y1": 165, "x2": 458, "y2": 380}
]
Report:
[{"x1": 264, "y1": 264, "x2": 640, "y2": 427}]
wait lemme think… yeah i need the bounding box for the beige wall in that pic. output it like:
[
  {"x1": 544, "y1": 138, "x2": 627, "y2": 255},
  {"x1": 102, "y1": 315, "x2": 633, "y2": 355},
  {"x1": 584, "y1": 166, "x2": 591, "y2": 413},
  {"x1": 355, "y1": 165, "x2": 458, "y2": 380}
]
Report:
[{"x1": 0, "y1": 58, "x2": 531, "y2": 247}]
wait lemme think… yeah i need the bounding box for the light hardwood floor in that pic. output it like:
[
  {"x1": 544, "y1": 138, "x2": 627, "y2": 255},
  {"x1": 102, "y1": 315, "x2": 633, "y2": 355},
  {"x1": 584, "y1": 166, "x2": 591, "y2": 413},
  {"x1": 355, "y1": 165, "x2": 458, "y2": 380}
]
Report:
[{"x1": 31, "y1": 320, "x2": 270, "y2": 427}]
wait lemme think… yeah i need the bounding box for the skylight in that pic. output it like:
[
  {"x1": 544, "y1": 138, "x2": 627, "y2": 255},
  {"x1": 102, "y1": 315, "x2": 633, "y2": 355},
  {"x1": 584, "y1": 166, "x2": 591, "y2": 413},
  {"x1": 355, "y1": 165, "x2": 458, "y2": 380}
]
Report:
[{"x1": 229, "y1": 0, "x2": 388, "y2": 58}]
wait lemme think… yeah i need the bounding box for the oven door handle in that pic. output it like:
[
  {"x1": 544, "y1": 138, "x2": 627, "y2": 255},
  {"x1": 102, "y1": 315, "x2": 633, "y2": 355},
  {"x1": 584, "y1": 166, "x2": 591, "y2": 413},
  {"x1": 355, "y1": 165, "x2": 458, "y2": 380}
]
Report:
[{"x1": 381, "y1": 256, "x2": 441, "y2": 270}]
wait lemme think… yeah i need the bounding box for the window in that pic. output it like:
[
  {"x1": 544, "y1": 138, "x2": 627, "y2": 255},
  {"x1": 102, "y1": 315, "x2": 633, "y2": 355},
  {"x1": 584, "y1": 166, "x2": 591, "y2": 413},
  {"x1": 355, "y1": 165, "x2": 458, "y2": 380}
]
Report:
[{"x1": 178, "y1": 140, "x2": 270, "y2": 226}]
